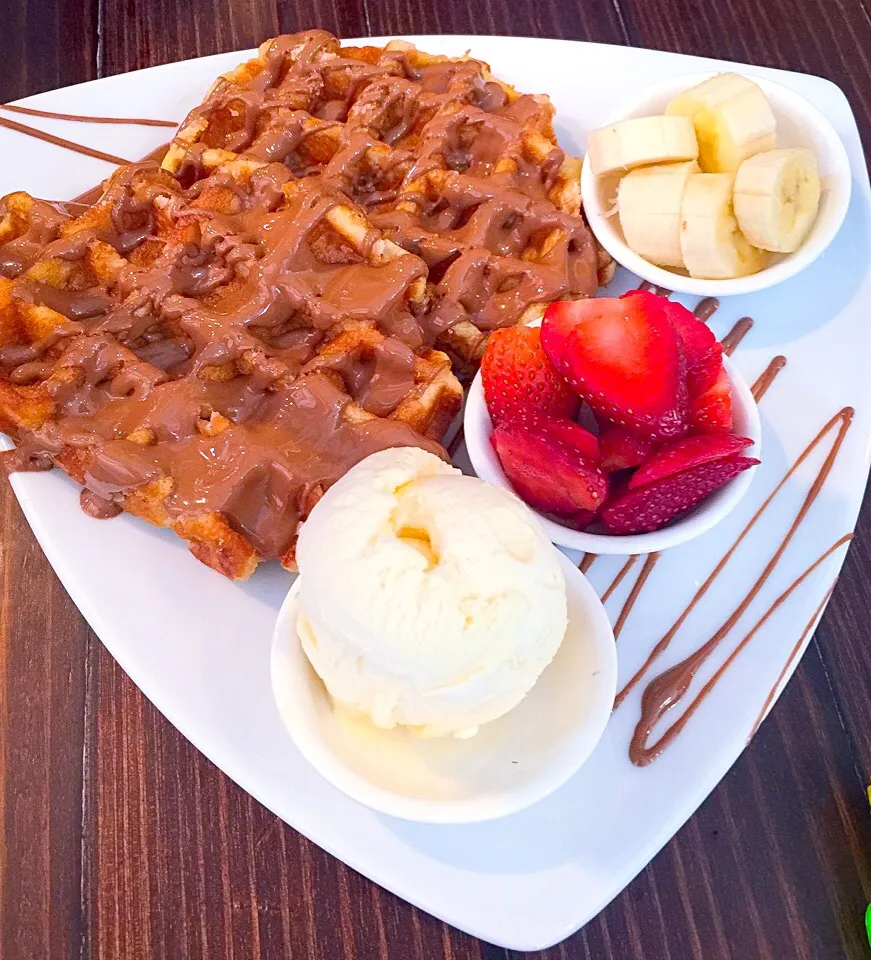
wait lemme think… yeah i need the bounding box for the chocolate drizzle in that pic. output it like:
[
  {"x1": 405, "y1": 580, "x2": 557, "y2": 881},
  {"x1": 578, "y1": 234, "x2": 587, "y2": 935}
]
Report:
[
  {"x1": 0, "y1": 103, "x2": 177, "y2": 127},
  {"x1": 720, "y1": 317, "x2": 754, "y2": 356},
  {"x1": 80, "y1": 487, "x2": 123, "y2": 518},
  {"x1": 617, "y1": 401, "x2": 846, "y2": 709},
  {"x1": 693, "y1": 296, "x2": 719, "y2": 322},
  {"x1": 0, "y1": 115, "x2": 131, "y2": 165},
  {"x1": 614, "y1": 552, "x2": 659, "y2": 640},
  {"x1": 599, "y1": 555, "x2": 638, "y2": 604},
  {"x1": 638, "y1": 280, "x2": 672, "y2": 297},
  {"x1": 751, "y1": 356, "x2": 787, "y2": 401},
  {"x1": 623, "y1": 406, "x2": 854, "y2": 763},
  {"x1": 749, "y1": 581, "x2": 838, "y2": 740},
  {"x1": 630, "y1": 535, "x2": 852, "y2": 765}
]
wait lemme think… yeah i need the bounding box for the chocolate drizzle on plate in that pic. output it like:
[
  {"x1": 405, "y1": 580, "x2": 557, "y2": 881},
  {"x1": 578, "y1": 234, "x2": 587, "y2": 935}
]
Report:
[
  {"x1": 751, "y1": 356, "x2": 787, "y2": 401},
  {"x1": 693, "y1": 296, "x2": 719, "y2": 322},
  {"x1": 0, "y1": 116, "x2": 132, "y2": 165},
  {"x1": 578, "y1": 296, "x2": 852, "y2": 763},
  {"x1": 630, "y1": 534, "x2": 851, "y2": 766},
  {"x1": 0, "y1": 103, "x2": 177, "y2": 127},
  {"x1": 720, "y1": 316, "x2": 754, "y2": 356},
  {"x1": 623, "y1": 406, "x2": 853, "y2": 762},
  {"x1": 613, "y1": 552, "x2": 660, "y2": 641},
  {"x1": 748, "y1": 581, "x2": 838, "y2": 740},
  {"x1": 0, "y1": 104, "x2": 176, "y2": 168},
  {"x1": 637, "y1": 280, "x2": 672, "y2": 297},
  {"x1": 599, "y1": 555, "x2": 638, "y2": 604}
]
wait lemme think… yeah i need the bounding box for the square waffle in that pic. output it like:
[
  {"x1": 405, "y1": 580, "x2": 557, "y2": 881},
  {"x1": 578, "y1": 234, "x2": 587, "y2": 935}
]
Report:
[
  {"x1": 0, "y1": 31, "x2": 611, "y2": 580},
  {"x1": 163, "y1": 31, "x2": 613, "y2": 365}
]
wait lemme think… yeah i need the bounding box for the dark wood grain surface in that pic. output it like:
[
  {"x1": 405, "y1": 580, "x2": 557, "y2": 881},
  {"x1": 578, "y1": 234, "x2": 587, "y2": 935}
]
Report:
[{"x1": 3, "y1": 1, "x2": 871, "y2": 957}]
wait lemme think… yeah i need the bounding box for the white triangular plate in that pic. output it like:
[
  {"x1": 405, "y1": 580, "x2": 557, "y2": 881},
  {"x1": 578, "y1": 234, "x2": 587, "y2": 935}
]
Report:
[{"x1": 2, "y1": 36, "x2": 869, "y2": 951}]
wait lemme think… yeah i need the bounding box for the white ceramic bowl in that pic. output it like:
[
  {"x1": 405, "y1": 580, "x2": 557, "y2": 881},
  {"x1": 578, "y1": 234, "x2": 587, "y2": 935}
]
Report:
[
  {"x1": 464, "y1": 353, "x2": 762, "y2": 555},
  {"x1": 581, "y1": 72, "x2": 852, "y2": 297},
  {"x1": 270, "y1": 550, "x2": 617, "y2": 824}
]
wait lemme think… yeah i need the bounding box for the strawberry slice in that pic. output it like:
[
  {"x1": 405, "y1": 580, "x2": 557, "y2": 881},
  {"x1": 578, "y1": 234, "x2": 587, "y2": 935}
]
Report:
[
  {"x1": 599, "y1": 426, "x2": 655, "y2": 472},
  {"x1": 623, "y1": 290, "x2": 717, "y2": 369},
  {"x1": 542, "y1": 297, "x2": 688, "y2": 442},
  {"x1": 601, "y1": 456, "x2": 759, "y2": 534},
  {"x1": 621, "y1": 290, "x2": 714, "y2": 363},
  {"x1": 629, "y1": 434, "x2": 753, "y2": 489},
  {"x1": 690, "y1": 364, "x2": 733, "y2": 433},
  {"x1": 623, "y1": 289, "x2": 723, "y2": 399},
  {"x1": 481, "y1": 325, "x2": 577, "y2": 426},
  {"x1": 491, "y1": 419, "x2": 608, "y2": 517},
  {"x1": 667, "y1": 304, "x2": 718, "y2": 370},
  {"x1": 532, "y1": 417, "x2": 600, "y2": 462},
  {"x1": 688, "y1": 342, "x2": 724, "y2": 398},
  {"x1": 561, "y1": 508, "x2": 600, "y2": 531}
]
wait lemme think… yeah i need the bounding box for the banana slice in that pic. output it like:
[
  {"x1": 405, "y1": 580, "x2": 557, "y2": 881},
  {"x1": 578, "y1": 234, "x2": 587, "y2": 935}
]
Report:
[
  {"x1": 586, "y1": 116, "x2": 699, "y2": 176},
  {"x1": 733, "y1": 148, "x2": 821, "y2": 252},
  {"x1": 666, "y1": 73, "x2": 776, "y2": 173},
  {"x1": 679, "y1": 172, "x2": 768, "y2": 279},
  {"x1": 617, "y1": 160, "x2": 700, "y2": 268}
]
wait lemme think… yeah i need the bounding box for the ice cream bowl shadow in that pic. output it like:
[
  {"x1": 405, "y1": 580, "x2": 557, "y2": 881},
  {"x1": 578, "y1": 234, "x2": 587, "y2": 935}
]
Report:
[
  {"x1": 464, "y1": 353, "x2": 762, "y2": 556},
  {"x1": 270, "y1": 552, "x2": 617, "y2": 824}
]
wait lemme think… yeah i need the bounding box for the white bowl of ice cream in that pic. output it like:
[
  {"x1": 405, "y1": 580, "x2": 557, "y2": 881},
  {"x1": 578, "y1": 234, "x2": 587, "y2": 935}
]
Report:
[{"x1": 270, "y1": 447, "x2": 617, "y2": 823}]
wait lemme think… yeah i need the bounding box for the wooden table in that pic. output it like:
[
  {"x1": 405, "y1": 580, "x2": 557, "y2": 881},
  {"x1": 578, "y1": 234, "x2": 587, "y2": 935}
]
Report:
[{"x1": 3, "y1": 2, "x2": 871, "y2": 958}]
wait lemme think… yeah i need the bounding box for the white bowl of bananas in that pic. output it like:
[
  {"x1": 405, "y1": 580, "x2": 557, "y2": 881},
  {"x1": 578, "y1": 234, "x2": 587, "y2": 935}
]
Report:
[{"x1": 581, "y1": 72, "x2": 852, "y2": 296}]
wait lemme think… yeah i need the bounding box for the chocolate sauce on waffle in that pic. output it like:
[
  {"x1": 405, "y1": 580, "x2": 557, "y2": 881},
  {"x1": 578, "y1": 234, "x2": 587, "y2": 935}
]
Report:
[
  {"x1": 0, "y1": 31, "x2": 601, "y2": 578},
  {"x1": 0, "y1": 157, "x2": 451, "y2": 574},
  {"x1": 80, "y1": 487, "x2": 123, "y2": 518},
  {"x1": 165, "y1": 30, "x2": 599, "y2": 334},
  {"x1": 0, "y1": 199, "x2": 72, "y2": 278}
]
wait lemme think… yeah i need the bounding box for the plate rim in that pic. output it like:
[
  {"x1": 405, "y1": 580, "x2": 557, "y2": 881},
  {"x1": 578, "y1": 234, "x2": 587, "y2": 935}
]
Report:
[{"x1": 3, "y1": 34, "x2": 870, "y2": 951}]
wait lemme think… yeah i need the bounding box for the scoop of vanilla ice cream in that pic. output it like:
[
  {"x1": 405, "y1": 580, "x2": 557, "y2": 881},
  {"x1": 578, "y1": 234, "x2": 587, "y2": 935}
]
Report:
[{"x1": 294, "y1": 447, "x2": 567, "y2": 739}]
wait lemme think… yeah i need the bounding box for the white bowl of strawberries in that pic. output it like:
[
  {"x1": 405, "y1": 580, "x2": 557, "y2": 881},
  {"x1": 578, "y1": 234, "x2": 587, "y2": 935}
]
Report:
[{"x1": 464, "y1": 289, "x2": 761, "y2": 555}]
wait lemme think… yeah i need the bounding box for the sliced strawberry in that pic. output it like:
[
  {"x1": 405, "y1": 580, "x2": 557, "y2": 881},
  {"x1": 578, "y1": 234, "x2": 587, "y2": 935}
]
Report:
[
  {"x1": 623, "y1": 291, "x2": 717, "y2": 370},
  {"x1": 491, "y1": 419, "x2": 608, "y2": 516},
  {"x1": 667, "y1": 305, "x2": 718, "y2": 371},
  {"x1": 542, "y1": 297, "x2": 688, "y2": 442},
  {"x1": 629, "y1": 434, "x2": 753, "y2": 489},
  {"x1": 601, "y1": 456, "x2": 759, "y2": 535},
  {"x1": 552, "y1": 507, "x2": 600, "y2": 531},
  {"x1": 481, "y1": 325, "x2": 577, "y2": 426},
  {"x1": 532, "y1": 417, "x2": 600, "y2": 462},
  {"x1": 567, "y1": 509, "x2": 599, "y2": 531},
  {"x1": 599, "y1": 426, "x2": 656, "y2": 472},
  {"x1": 690, "y1": 364, "x2": 732, "y2": 434},
  {"x1": 623, "y1": 289, "x2": 723, "y2": 402},
  {"x1": 688, "y1": 342, "x2": 724, "y2": 398}
]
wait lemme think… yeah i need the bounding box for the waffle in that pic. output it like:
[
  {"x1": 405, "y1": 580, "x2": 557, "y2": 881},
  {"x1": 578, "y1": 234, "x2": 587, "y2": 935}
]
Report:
[
  {"x1": 0, "y1": 161, "x2": 461, "y2": 578},
  {"x1": 0, "y1": 31, "x2": 610, "y2": 580},
  {"x1": 163, "y1": 31, "x2": 610, "y2": 365}
]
